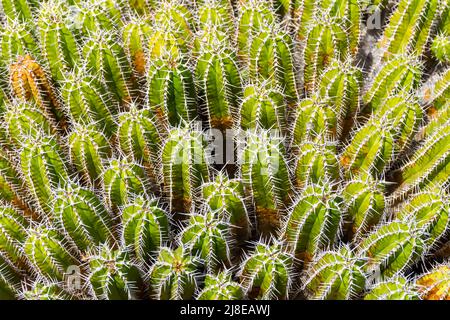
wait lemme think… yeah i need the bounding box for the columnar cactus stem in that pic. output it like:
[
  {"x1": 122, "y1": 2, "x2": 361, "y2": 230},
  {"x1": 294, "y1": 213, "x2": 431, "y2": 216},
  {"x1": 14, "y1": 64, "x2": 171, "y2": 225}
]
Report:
[
  {"x1": 342, "y1": 177, "x2": 385, "y2": 241},
  {"x1": 416, "y1": 263, "x2": 450, "y2": 300},
  {"x1": 88, "y1": 244, "x2": 144, "y2": 300},
  {"x1": 197, "y1": 272, "x2": 244, "y2": 300},
  {"x1": 394, "y1": 124, "x2": 450, "y2": 200},
  {"x1": 373, "y1": 94, "x2": 423, "y2": 153},
  {"x1": 291, "y1": 95, "x2": 338, "y2": 145},
  {"x1": 340, "y1": 120, "x2": 394, "y2": 180},
  {"x1": 432, "y1": 34, "x2": 450, "y2": 63},
  {"x1": 149, "y1": 246, "x2": 200, "y2": 300},
  {"x1": 24, "y1": 226, "x2": 79, "y2": 282},
  {"x1": 3, "y1": 101, "x2": 56, "y2": 146},
  {"x1": 61, "y1": 68, "x2": 117, "y2": 138},
  {"x1": 201, "y1": 172, "x2": 250, "y2": 242},
  {"x1": 181, "y1": 211, "x2": 231, "y2": 273},
  {"x1": 237, "y1": 1, "x2": 275, "y2": 61},
  {"x1": 122, "y1": 18, "x2": 151, "y2": 75},
  {"x1": 396, "y1": 188, "x2": 449, "y2": 248},
  {"x1": 147, "y1": 55, "x2": 197, "y2": 127},
  {"x1": 302, "y1": 15, "x2": 349, "y2": 93},
  {"x1": 0, "y1": 254, "x2": 21, "y2": 300},
  {"x1": 0, "y1": 206, "x2": 29, "y2": 269},
  {"x1": 121, "y1": 196, "x2": 169, "y2": 264},
  {"x1": 239, "y1": 240, "x2": 294, "y2": 300},
  {"x1": 53, "y1": 183, "x2": 115, "y2": 252},
  {"x1": 378, "y1": 0, "x2": 440, "y2": 59},
  {"x1": 363, "y1": 55, "x2": 422, "y2": 111},
  {"x1": 421, "y1": 66, "x2": 450, "y2": 111},
  {"x1": 317, "y1": 59, "x2": 362, "y2": 139},
  {"x1": 102, "y1": 157, "x2": 149, "y2": 212},
  {"x1": 38, "y1": 1, "x2": 80, "y2": 82},
  {"x1": 293, "y1": 140, "x2": 340, "y2": 189},
  {"x1": 9, "y1": 55, "x2": 64, "y2": 127},
  {"x1": 68, "y1": 125, "x2": 112, "y2": 186},
  {"x1": 357, "y1": 220, "x2": 427, "y2": 279},
  {"x1": 283, "y1": 183, "x2": 343, "y2": 260},
  {"x1": 364, "y1": 277, "x2": 419, "y2": 300},
  {"x1": 1, "y1": 19, "x2": 39, "y2": 65},
  {"x1": 303, "y1": 246, "x2": 366, "y2": 300},
  {"x1": 240, "y1": 129, "x2": 292, "y2": 236},
  {"x1": 239, "y1": 83, "x2": 285, "y2": 131},
  {"x1": 83, "y1": 32, "x2": 135, "y2": 106},
  {"x1": 162, "y1": 127, "x2": 209, "y2": 214},
  {"x1": 195, "y1": 45, "x2": 242, "y2": 130},
  {"x1": 248, "y1": 26, "x2": 298, "y2": 101},
  {"x1": 117, "y1": 105, "x2": 162, "y2": 191},
  {"x1": 20, "y1": 134, "x2": 68, "y2": 215},
  {"x1": 0, "y1": 0, "x2": 36, "y2": 22},
  {"x1": 21, "y1": 279, "x2": 74, "y2": 300},
  {"x1": 154, "y1": 1, "x2": 195, "y2": 45}
]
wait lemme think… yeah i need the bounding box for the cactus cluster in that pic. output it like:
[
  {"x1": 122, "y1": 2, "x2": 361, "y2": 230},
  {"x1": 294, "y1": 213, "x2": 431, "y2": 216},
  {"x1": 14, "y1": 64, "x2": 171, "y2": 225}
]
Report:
[{"x1": 0, "y1": 0, "x2": 449, "y2": 300}]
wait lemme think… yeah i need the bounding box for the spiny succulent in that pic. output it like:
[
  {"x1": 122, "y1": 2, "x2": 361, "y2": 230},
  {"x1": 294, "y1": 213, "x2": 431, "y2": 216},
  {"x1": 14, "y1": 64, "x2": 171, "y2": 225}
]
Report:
[{"x1": 0, "y1": 0, "x2": 449, "y2": 301}]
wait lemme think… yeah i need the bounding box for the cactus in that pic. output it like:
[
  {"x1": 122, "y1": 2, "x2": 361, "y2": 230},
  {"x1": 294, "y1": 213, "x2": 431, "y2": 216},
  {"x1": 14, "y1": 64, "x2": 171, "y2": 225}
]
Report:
[
  {"x1": 378, "y1": 0, "x2": 440, "y2": 59},
  {"x1": 53, "y1": 183, "x2": 115, "y2": 252},
  {"x1": 201, "y1": 172, "x2": 250, "y2": 242},
  {"x1": 147, "y1": 54, "x2": 197, "y2": 127},
  {"x1": 432, "y1": 34, "x2": 450, "y2": 63},
  {"x1": 240, "y1": 129, "x2": 292, "y2": 235},
  {"x1": 9, "y1": 55, "x2": 64, "y2": 126},
  {"x1": 394, "y1": 124, "x2": 450, "y2": 200},
  {"x1": 239, "y1": 241, "x2": 294, "y2": 300},
  {"x1": 122, "y1": 18, "x2": 151, "y2": 75},
  {"x1": 3, "y1": 101, "x2": 56, "y2": 146},
  {"x1": 181, "y1": 211, "x2": 231, "y2": 273},
  {"x1": 197, "y1": 272, "x2": 244, "y2": 300},
  {"x1": 237, "y1": 1, "x2": 275, "y2": 61},
  {"x1": 121, "y1": 196, "x2": 169, "y2": 264},
  {"x1": 291, "y1": 95, "x2": 337, "y2": 146},
  {"x1": 303, "y1": 246, "x2": 366, "y2": 300},
  {"x1": 373, "y1": 94, "x2": 423, "y2": 153},
  {"x1": 239, "y1": 83, "x2": 285, "y2": 131},
  {"x1": 117, "y1": 105, "x2": 162, "y2": 189},
  {"x1": 0, "y1": 0, "x2": 36, "y2": 22},
  {"x1": 83, "y1": 32, "x2": 135, "y2": 106},
  {"x1": 293, "y1": 140, "x2": 340, "y2": 189},
  {"x1": 342, "y1": 177, "x2": 385, "y2": 241},
  {"x1": 248, "y1": 26, "x2": 298, "y2": 100},
  {"x1": 0, "y1": 254, "x2": 20, "y2": 300},
  {"x1": 340, "y1": 119, "x2": 394, "y2": 180},
  {"x1": 364, "y1": 277, "x2": 420, "y2": 300},
  {"x1": 357, "y1": 220, "x2": 427, "y2": 279},
  {"x1": 416, "y1": 263, "x2": 450, "y2": 300},
  {"x1": 88, "y1": 244, "x2": 144, "y2": 300},
  {"x1": 317, "y1": 59, "x2": 362, "y2": 139},
  {"x1": 363, "y1": 55, "x2": 422, "y2": 111},
  {"x1": 0, "y1": 206, "x2": 29, "y2": 268},
  {"x1": 283, "y1": 183, "x2": 342, "y2": 260},
  {"x1": 37, "y1": 1, "x2": 80, "y2": 82},
  {"x1": 162, "y1": 127, "x2": 209, "y2": 213},
  {"x1": 149, "y1": 246, "x2": 200, "y2": 300},
  {"x1": 302, "y1": 15, "x2": 349, "y2": 93},
  {"x1": 24, "y1": 226, "x2": 79, "y2": 282},
  {"x1": 102, "y1": 157, "x2": 148, "y2": 211},
  {"x1": 68, "y1": 125, "x2": 112, "y2": 186},
  {"x1": 195, "y1": 45, "x2": 242, "y2": 130},
  {"x1": 0, "y1": 0, "x2": 450, "y2": 302},
  {"x1": 60, "y1": 68, "x2": 116, "y2": 137},
  {"x1": 21, "y1": 279, "x2": 74, "y2": 300},
  {"x1": 20, "y1": 134, "x2": 68, "y2": 215},
  {"x1": 396, "y1": 188, "x2": 449, "y2": 248},
  {"x1": 1, "y1": 19, "x2": 39, "y2": 65}
]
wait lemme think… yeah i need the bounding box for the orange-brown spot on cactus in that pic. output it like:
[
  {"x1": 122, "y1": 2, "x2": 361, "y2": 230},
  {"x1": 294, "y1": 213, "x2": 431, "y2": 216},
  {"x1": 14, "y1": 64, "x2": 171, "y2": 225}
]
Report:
[
  {"x1": 416, "y1": 266, "x2": 450, "y2": 300},
  {"x1": 210, "y1": 115, "x2": 233, "y2": 131},
  {"x1": 340, "y1": 155, "x2": 351, "y2": 168},
  {"x1": 255, "y1": 207, "x2": 281, "y2": 236},
  {"x1": 427, "y1": 106, "x2": 438, "y2": 120},
  {"x1": 133, "y1": 50, "x2": 146, "y2": 75}
]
